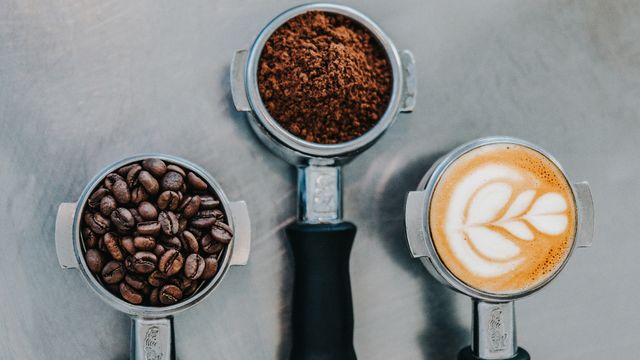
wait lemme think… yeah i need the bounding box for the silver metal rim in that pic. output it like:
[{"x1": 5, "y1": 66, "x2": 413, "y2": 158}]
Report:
[
  {"x1": 419, "y1": 136, "x2": 579, "y2": 301},
  {"x1": 245, "y1": 3, "x2": 404, "y2": 158},
  {"x1": 72, "y1": 153, "x2": 236, "y2": 317}
]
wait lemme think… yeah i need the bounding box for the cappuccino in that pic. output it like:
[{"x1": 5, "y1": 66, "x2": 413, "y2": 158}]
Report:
[{"x1": 429, "y1": 143, "x2": 576, "y2": 294}]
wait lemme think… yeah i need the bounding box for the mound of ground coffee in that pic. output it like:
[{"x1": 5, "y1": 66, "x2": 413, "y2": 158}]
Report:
[{"x1": 258, "y1": 11, "x2": 392, "y2": 144}]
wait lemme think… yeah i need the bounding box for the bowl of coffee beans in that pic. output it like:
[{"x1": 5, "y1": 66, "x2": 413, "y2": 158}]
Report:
[{"x1": 55, "y1": 154, "x2": 250, "y2": 358}]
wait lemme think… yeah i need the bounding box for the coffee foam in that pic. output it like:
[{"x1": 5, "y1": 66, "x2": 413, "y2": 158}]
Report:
[{"x1": 429, "y1": 143, "x2": 576, "y2": 294}]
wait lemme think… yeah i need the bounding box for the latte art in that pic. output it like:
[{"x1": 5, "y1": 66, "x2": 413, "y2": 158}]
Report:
[{"x1": 430, "y1": 143, "x2": 576, "y2": 294}]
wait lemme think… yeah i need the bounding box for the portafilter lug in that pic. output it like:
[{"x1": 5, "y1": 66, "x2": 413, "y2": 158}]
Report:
[{"x1": 55, "y1": 202, "x2": 78, "y2": 269}]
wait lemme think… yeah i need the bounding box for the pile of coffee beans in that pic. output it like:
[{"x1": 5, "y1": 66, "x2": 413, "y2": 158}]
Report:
[{"x1": 81, "y1": 158, "x2": 231, "y2": 306}]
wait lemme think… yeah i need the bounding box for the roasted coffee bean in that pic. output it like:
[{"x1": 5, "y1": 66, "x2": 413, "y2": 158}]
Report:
[
  {"x1": 199, "y1": 195, "x2": 220, "y2": 210},
  {"x1": 149, "y1": 287, "x2": 160, "y2": 306},
  {"x1": 130, "y1": 208, "x2": 144, "y2": 224},
  {"x1": 117, "y1": 163, "x2": 138, "y2": 177},
  {"x1": 166, "y1": 164, "x2": 186, "y2": 177},
  {"x1": 99, "y1": 195, "x2": 117, "y2": 217},
  {"x1": 83, "y1": 227, "x2": 99, "y2": 249},
  {"x1": 103, "y1": 232, "x2": 125, "y2": 261},
  {"x1": 202, "y1": 256, "x2": 219, "y2": 280},
  {"x1": 102, "y1": 261, "x2": 125, "y2": 284},
  {"x1": 184, "y1": 254, "x2": 205, "y2": 280},
  {"x1": 120, "y1": 282, "x2": 143, "y2": 304},
  {"x1": 106, "y1": 283, "x2": 120, "y2": 295},
  {"x1": 157, "y1": 191, "x2": 181, "y2": 211},
  {"x1": 137, "y1": 221, "x2": 161, "y2": 236},
  {"x1": 179, "y1": 195, "x2": 201, "y2": 219},
  {"x1": 161, "y1": 171, "x2": 184, "y2": 192},
  {"x1": 85, "y1": 212, "x2": 110, "y2": 235},
  {"x1": 148, "y1": 270, "x2": 168, "y2": 287},
  {"x1": 126, "y1": 164, "x2": 142, "y2": 187},
  {"x1": 88, "y1": 187, "x2": 110, "y2": 208},
  {"x1": 120, "y1": 236, "x2": 136, "y2": 255},
  {"x1": 132, "y1": 251, "x2": 157, "y2": 274},
  {"x1": 201, "y1": 234, "x2": 224, "y2": 254},
  {"x1": 159, "y1": 249, "x2": 183, "y2": 276},
  {"x1": 138, "y1": 201, "x2": 158, "y2": 220},
  {"x1": 125, "y1": 274, "x2": 147, "y2": 290},
  {"x1": 85, "y1": 249, "x2": 104, "y2": 273},
  {"x1": 190, "y1": 211, "x2": 217, "y2": 228},
  {"x1": 181, "y1": 231, "x2": 199, "y2": 253},
  {"x1": 130, "y1": 186, "x2": 149, "y2": 204},
  {"x1": 143, "y1": 158, "x2": 167, "y2": 178},
  {"x1": 163, "y1": 236, "x2": 182, "y2": 250},
  {"x1": 153, "y1": 244, "x2": 166, "y2": 257},
  {"x1": 187, "y1": 227, "x2": 204, "y2": 238},
  {"x1": 211, "y1": 222, "x2": 233, "y2": 244},
  {"x1": 98, "y1": 235, "x2": 107, "y2": 252},
  {"x1": 112, "y1": 179, "x2": 131, "y2": 204},
  {"x1": 138, "y1": 170, "x2": 160, "y2": 195},
  {"x1": 159, "y1": 211, "x2": 179, "y2": 235},
  {"x1": 187, "y1": 172, "x2": 208, "y2": 191},
  {"x1": 168, "y1": 276, "x2": 191, "y2": 290},
  {"x1": 104, "y1": 173, "x2": 125, "y2": 190},
  {"x1": 178, "y1": 217, "x2": 188, "y2": 233},
  {"x1": 111, "y1": 207, "x2": 135, "y2": 233},
  {"x1": 159, "y1": 285, "x2": 182, "y2": 305},
  {"x1": 182, "y1": 280, "x2": 199, "y2": 297},
  {"x1": 134, "y1": 235, "x2": 157, "y2": 251}
]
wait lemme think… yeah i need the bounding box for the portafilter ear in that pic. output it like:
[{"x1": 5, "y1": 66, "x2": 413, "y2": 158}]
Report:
[
  {"x1": 55, "y1": 154, "x2": 251, "y2": 360},
  {"x1": 404, "y1": 136, "x2": 594, "y2": 360}
]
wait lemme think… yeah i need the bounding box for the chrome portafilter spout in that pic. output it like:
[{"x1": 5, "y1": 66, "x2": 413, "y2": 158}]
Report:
[
  {"x1": 55, "y1": 154, "x2": 251, "y2": 360},
  {"x1": 231, "y1": 3, "x2": 416, "y2": 359},
  {"x1": 404, "y1": 137, "x2": 595, "y2": 360}
]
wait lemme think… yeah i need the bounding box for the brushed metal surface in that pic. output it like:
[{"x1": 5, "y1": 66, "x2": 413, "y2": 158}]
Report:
[{"x1": 0, "y1": 1, "x2": 639, "y2": 359}]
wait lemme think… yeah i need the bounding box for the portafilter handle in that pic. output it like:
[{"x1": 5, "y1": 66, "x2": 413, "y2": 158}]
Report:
[{"x1": 131, "y1": 316, "x2": 175, "y2": 360}]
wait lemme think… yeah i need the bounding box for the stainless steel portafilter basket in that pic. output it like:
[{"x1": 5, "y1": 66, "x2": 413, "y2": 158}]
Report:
[
  {"x1": 405, "y1": 137, "x2": 594, "y2": 360},
  {"x1": 231, "y1": 3, "x2": 416, "y2": 359},
  {"x1": 55, "y1": 154, "x2": 251, "y2": 360}
]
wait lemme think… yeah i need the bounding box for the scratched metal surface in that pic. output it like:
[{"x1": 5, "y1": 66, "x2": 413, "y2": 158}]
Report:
[{"x1": 1, "y1": 0, "x2": 639, "y2": 359}]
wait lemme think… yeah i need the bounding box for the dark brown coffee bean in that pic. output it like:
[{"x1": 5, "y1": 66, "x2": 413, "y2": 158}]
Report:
[
  {"x1": 199, "y1": 195, "x2": 220, "y2": 210},
  {"x1": 134, "y1": 235, "x2": 157, "y2": 251},
  {"x1": 88, "y1": 187, "x2": 110, "y2": 208},
  {"x1": 85, "y1": 249, "x2": 104, "y2": 273},
  {"x1": 120, "y1": 282, "x2": 143, "y2": 304},
  {"x1": 161, "y1": 171, "x2": 184, "y2": 192},
  {"x1": 182, "y1": 280, "x2": 200, "y2": 297},
  {"x1": 112, "y1": 179, "x2": 130, "y2": 204},
  {"x1": 149, "y1": 287, "x2": 160, "y2": 305},
  {"x1": 125, "y1": 274, "x2": 146, "y2": 290},
  {"x1": 159, "y1": 211, "x2": 179, "y2": 235},
  {"x1": 190, "y1": 210, "x2": 217, "y2": 228},
  {"x1": 138, "y1": 201, "x2": 158, "y2": 220},
  {"x1": 143, "y1": 158, "x2": 167, "y2": 178},
  {"x1": 120, "y1": 236, "x2": 136, "y2": 255},
  {"x1": 202, "y1": 256, "x2": 219, "y2": 279},
  {"x1": 130, "y1": 186, "x2": 149, "y2": 204},
  {"x1": 162, "y1": 236, "x2": 182, "y2": 250},
  {"x1": 103, "y1": 232, "x2": 125, "y2": 261},
  {"x1": 129, "y1": 208, "x2": 144, "y2": 224},
  {"x1": 111, "y1": 207, "x2": 135, "y2": 233},
  {"x1": 153, "y1": 244, "x2": 166, "y2": 257},
  {"x1": 157, "y1": 191, "x2": 181, "y2": 211},
  {"x1": 211, "y1": 222, "x2": 233, "y2": 244},
  {"x1": 99, "y1": 195, "x2": 117, "y2": 217},
  {"x1": 168, "y1": 276, "x2": 192, "y2": 290},
  {"x1": 137, "y1": 221, "x2": 161, "y2": 236},
  {"x1": 159, "y1": 284, "x2": 182, "y2": 305},
  {"x1": 187, "y1": 172, "x2": 208, "y2": 191},
  {"x1": 102, "y1": 261, "x2": 125, "y2": 284},
  {"x1": 184, "y1": 254, "x2": 205, "y2": 280},
  {"x1": 132, "y1": 251, "x2": 157, "y2": 274},
  {"x1": 187, "y1": 227, "x2": 204, "y2": 238},
  {"x1": 85, "y1": 212, "x2": 111, "y2": 235},
  {"x1": 178, "y1": 216, "x2": 188, "y2": 233},
  {"x1": 166, "y1": 164, "x2": 186, "y2": 177},
  {"x1": 83, "y1": 227, "x2": 99, "y2": 249},
  {"x1": 104, "y1": 173, "x2": 125, "y2": 191},
  {"x1": 179, "y1": 195, "x2": 201, "y2": 219},
  {"x1": 159, "y1": 249, "x2": 183, "y2": 276},
  {"x1": 201, "y1": 234, "x2": 224, "y2": 254},
  {"x1": 181, "y1": 231, "x2": 199, "y2": 253},
  {"x1": 126, "y1": 164, "x2": 142, "y2": 187},
  {"x1": 117, "y1": 163, "x2": 138, "y2": 177},
  {"x1": 148, "y1": 270, "x2": 167, "y2": 287},
  {"x1": 138, "y1": 170, "x2": 160, "y2": 195}
]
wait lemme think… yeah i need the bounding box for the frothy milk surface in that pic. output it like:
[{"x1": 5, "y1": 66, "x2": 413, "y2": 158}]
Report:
[{"x1": 429, "y1": 143, "x2": 576, "y2": 294}]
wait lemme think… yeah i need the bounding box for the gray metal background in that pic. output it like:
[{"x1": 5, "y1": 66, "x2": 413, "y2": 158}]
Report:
[{"x1": 0, "y1": 1, "x2": 638, "y2": 359}]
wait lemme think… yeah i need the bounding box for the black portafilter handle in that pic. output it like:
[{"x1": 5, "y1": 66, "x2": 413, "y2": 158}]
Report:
[
  {"x1": 458, "y1": 347, "x2": 530, "y2": 360},
  {"x1": 286, "y1": 221, "x2": 357, "y2": 360}
]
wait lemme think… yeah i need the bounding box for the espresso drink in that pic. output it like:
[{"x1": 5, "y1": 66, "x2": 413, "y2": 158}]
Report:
[{"x1": 429, "y1": 143, "x2": 576, "y2": 294}]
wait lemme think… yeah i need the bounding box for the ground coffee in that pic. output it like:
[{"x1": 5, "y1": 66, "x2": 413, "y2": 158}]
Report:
[{"x1": 258, "y1": 11, "x2": 392, "y2": 144}]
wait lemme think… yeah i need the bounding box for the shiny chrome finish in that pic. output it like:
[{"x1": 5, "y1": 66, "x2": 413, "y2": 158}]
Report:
[
  {"x1": 55, "y1": 153, "x2": 251, "y2": 360},
  {"x1": 472, "y1": 300, "x2": 517, "y2": 359}
]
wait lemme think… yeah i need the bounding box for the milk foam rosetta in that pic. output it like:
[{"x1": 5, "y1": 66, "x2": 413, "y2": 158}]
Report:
[{"x1": 429, "y1": 143, "x2": 576, "y2": 294}]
